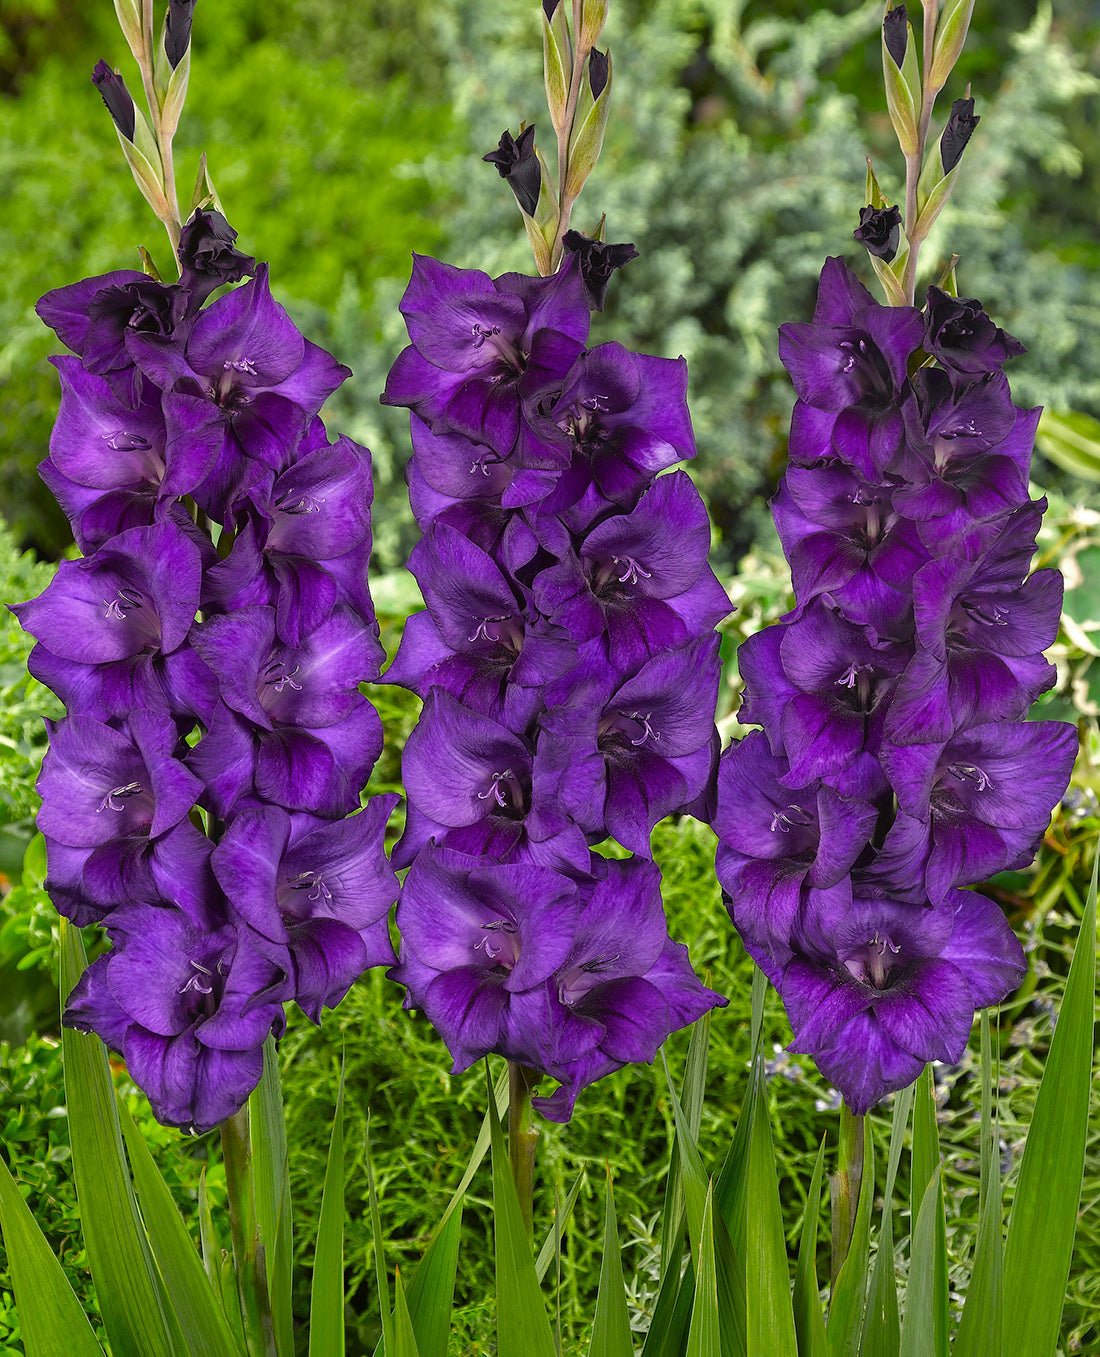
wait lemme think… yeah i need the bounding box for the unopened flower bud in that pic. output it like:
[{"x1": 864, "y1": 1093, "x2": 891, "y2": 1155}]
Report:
[
  {"x1": 853, "y1": 204, "x2": 902, "y2": 261},
  {"x1": 589, "y1": 48, "x2": 609, "y2": 100},
  {"x1": 91, "y1": 59, "x2": 136, "y2": 142},
  {"x1": 164, "y1": 0, "x2": 197, "y2": 70},
  {"x1": 543, "y1": 0, "x2": 561, "y2": 17},
  {"x1": 483, "y1": 126, "x2": 541, "y2": 218},
  {"x1": 883, "y1": 5, "x2": 908, "y2": 69},
  {"x1": 940, "y1": 97, "x2": 979, "y2": 174},
  {"x1": 178, "y1": 207, "x2": 256, "y2": 308}
]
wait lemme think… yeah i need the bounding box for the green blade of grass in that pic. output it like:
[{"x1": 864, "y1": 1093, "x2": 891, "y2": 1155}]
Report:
[
  {"x1": 860, "y1": 1084, "x2": 914, "y2": 1357},
  {"x1": 911, "y1": 1068, "x2": 948, "y2": 1355},
  {"x1": 486, "y1": 1065, "x2": 557, "y2": 1357},
  {"x1": 250, "y1": 1037, "x2": 294, "y2": 1357},
  {"x1": 589, "y1": 1166, "x2": 635, "y2": 1357},
  {"x1": 59, "y1": 918, "x2": 180, "y2": 1357},
  {"x1": 1002, "y1": 854, "x2": 1096, "y2": 1355},
  {"x1": 392, "y1": 1268, "x2": 422, "y2": 1357},
  {"x1": 309, "y1": 1075, "x2": 345, "y2": 1357},
  {"x1": 686, "y1": 1182, "x2": 720, "y2": 1357},
  {"x1": 403, "y1": 1200, "x2": 462, "y2": 1357},
  {"x1": 746, "y1": 1066, "x2": 797, "y2": 1357},
  {"x1": 0, "y1": 1149, "x2": 105, "y2": 1357},
  {"x1": 826, "y1": 1119, "x2": 875, "y2": 1357},
  {"x1": 899, "y1": 1168, "x2": 945, "y2": 1357},
  {"x1": 117, "y1": 1098, "x2": 243, "y2": 1357},
  {"x1": 198, "y1": 1170, "x2": 246, "y2": 1348},
  {"x1": 953, "y1": 1014, "x2": 1002, "y2": 1357},
  {"x1": 792, "y1": 1136, "x2": 828, "y2": 1357},
  {"x1": 660, "y1": 1006, "x2": 713, "y2": 1273},
  {"x1": 535, "y1": 1169, "x2": 585, "y2": 1284}
]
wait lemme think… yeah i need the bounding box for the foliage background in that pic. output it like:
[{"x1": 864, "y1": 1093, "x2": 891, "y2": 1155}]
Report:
[{"x1": 1, "y1": 0, "x2": 1099, "y2": 1353}]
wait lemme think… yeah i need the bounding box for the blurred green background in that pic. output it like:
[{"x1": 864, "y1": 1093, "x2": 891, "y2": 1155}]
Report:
[{"x1": 1, "y1": 0, "x2": 1099, "y2": 571}]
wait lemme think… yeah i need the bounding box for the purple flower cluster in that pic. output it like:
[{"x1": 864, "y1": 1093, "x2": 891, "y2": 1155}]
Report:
[
  {"x1": 381, "y1": 253, "x2": 729, "y2": 1119},
  {"x1": 14, "y1": 211, "x2": 398, "y2": 1133},
  {"x1": 713, "y1": 259, "x2": 1077, "y2": 1114}
]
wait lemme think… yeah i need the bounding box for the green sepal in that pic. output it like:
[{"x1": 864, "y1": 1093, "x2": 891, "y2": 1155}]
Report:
[
  {"x1": 0, "y1": 1150, "x2": 106, "y2": 1357},
  {"x1": 934, "y1": 254, "x2": 960, "y2": 296},
  {"x1": 116, "y1": 118, "x2": 172, "y2": 225},
  {"x1": 158, "y1": 42, "x2": 191, "y2": 140},
  {"x1": 579, "y1": 0, "x2": 610, "y2": 51},
  {"x1": 565, "y1": 52, "x2": 612, "y2": 199},
  {"x1": 137, "y1": 246, "x2": 163, "y2": 280},
  {"x1": 864, "y1": 157, "x2": 888, "y2": 209},
  {"x1": 543, "y1": 6, "x2": 570, "y2": 137},
  {"x1": 189, "y1": 151, "x2": 225, "y2": 218},
  {"x1": 112, "y1": 0, "x2": 144, "y2": 63},
  {"x1": 882, "y1": 11, "x2": 921, "y2": 156},
  {"x1": 913, "y1": 148, "x2": 961, "y2": 238},
  {"x1": 868, "y1": 248, "x2": 909, "y2": 307},
  {"x1": 930, "y1": 0, "x2": 977, "y2": 91}
]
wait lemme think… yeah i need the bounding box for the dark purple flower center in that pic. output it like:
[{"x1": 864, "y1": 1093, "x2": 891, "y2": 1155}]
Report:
[
  {"x1": 837, "y1": 334, "x2": 894, "y2": 406},
  {"x1": 472, "y1": 917, "x2": 519, "y2": 968},
  {"x1": 558, "y1": 951, "x2": 622, "y2": 1005},
  {"x1": 843, "y1": 932, "x2": 902, "y2": 990},
  {"x1": 947, "y1": 760, "x2": 993, "y2": 792},
  {"x1": 598, "y1": 709, "x2": 659, "y2": 752},
  {"x1": 770, "y1": 803, "x2": 815, "y2": 834},
  {"x1": 177, "y1": 956, "x2": 226, "y2": 1019},
  {"x1": 467, "y1": 614, "x2": 523, "y2": 654},
  {"x1": 477, "y1": 769, "x2": 527, "y2": 817},
  {"x1": 470, "y1": 324, "x2": 524, "y2": 374},
  {"x1": 208, "y1": 358, "x2": 257, "y2": 411},
  {"x1": 835, "y1": 660, "x2": 875, "y2": 710}
]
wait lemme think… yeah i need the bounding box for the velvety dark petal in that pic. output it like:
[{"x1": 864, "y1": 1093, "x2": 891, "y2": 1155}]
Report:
[
  {"x1": 873, "y1": 957, "x2": 974, "y2": 1062},
  {"x1": 62, "y1": 954, "x2": 134, "y2": 1049},
  {"x1": 809, "y1": 1010, "x2": 926, "y2": 1114},
  {"x1": 49, "y1": 357, "x2": 166, "y2": 490},
  {"x1": 421, "y1": 967, "x2": 510, "y2": 1073},
  {"x1": 124, "y1": 1027, "x2": 266, "y2": 1134},
  {"x1": 781, "y1": 960, "x2": 875, "y2": 1050},
  {"x1": 256, "y1": 702, "x2": 382, "y2": 817},
  {"x1": 186, "y1": 265, "x2": 305, "y2": 387},
  {"x1": 212, "y1": 806, "x2": 291, "y2": 942},
  {"x1": 287, "y1": 917, "x2": 372, "y2": 1022},
  {"x1": 573, "y1": 976, "x2": 670, "y2": 1063},
  {"x1": 399, "y1": 255, "x2": 527, "y2": 373},
  {"x1": 940, "y1": 890, "x2": 1026, "y2": 1007}
]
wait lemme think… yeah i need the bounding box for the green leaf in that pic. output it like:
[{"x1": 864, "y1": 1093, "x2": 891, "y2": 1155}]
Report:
[
  {"x1": 639, "y1": 1255, "x2": 693, "y2": 1357},
  {"x1": 589, "y1": 1167, "x2": 634, "y2": 1357},
  {"x1": 954, "y1": 1014, "x2": 1002, "y2": 1357},
  {"x1": 403, "y1": 1201, "x2": 462, "y2": 1357},
  {"x1": 899, "y1": 1169, "x2": 946, "y2": 1357},
  {"x1": 310, "y1": 1075, "x2": 345, "y2": 1357},
  {"x1": 1002, "y1": 853, "x2": 1096, "y2": 1354},
  {"x1": 826, "y1": 1121, "x2": 875, "y2": 1357},
  {"x1": 59, "y1": 919, "x2": 180, "y2": 1357},
  {"x1": 661, "y1": 1052, "x2": 710, "y2": 1266},
  {"x1": 198, "y1": 1172, "x2": 247, "y2": 1349},
  {"x1": 117, "y1": 1099, "x2": 243, "y2": 1357},
  {"x1": 792, "y1": 1137, "x2": 828, "y2": 1357},
  {"x1": 1036, "y1": 408, "x2": 1100, "y2": 482},
  {"x1": 392, "y1": 1269, "x2": 422, "y2": 1357},
  {"x1": 367, "y1": 1112, "x2": 393, "y2": 1357},
  {"x1": 908, "y1": 1069, "x2": 947, "y2": 1355},
  {"x1": 745, "y1": 1068, "x2": 797, "y2": 1357},
  {"x1": 860, "y1": 1084, "x2": 913, "y2": 1357},
  {"x1": 250, "y1": 1037, "x2": 294, "y2": 1357},
  {"x1": 486, "y1": 1066, "x2": 557, "y2": 1357},
  {"x1": 0, "y1": 1149, "x2": 105, "y2": 1357},
  {"x1": 660, "y1": 1006, "x2": 712, "y2": 1273},
  {"x1": 686, "y1": 1182, "x2": 720, "y2": 1357}
]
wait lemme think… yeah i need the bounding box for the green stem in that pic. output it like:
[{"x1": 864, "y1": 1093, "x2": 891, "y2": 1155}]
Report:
[
  {"x1": 829, "y1": 1105, "x2": 865, "y2": 1288},
  {"x1": 221, "y1": 1107, "x2": 278, "y2": 1357},
  {"x1": 508, "y1": 1061, "x2": 539, "y2": 1239}
]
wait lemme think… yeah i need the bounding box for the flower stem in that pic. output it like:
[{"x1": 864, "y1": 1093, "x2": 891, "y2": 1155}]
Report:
[
  {"x1": 221, "y1": 1106, "x2": 278, "y2": 1357},
  {"x1": 508, "y1": 1061, "x2": 539, "y2": 1238},
  {"x1": 829, "y1": 1105, "x2": 865, "y2": 1289}
]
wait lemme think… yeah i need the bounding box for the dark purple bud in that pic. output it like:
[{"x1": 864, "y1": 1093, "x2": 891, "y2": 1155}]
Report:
[
  {"x1": 883, "y1": 6, "x2": 908, "y2": 69},
  {"x1": 561, "y1": 230, "x2": 638, "y2": 310},
  {"x1": 92, "y1": 59, "x2": 136, "y2": 142},
  {"x1": 940, "y1": 97, "x2": 979, "y2": 175},
  {"x1": 543, "y1": 0, "x2": 561, "y2": 17},
  {"x1": 853, "y1": 204, "x2": 902, "y2": 262},
  {"x1": 924, "y1": 286, "x2": 1025, "y2": 374},
  {"x1": 589, "y1": 48, "x2": 609, "y2": 100},
  {"x1": 177, "y1": 207, "x2": 256, "y2": 308},
  {"x1": 483, "y1": 125, "x2": 541, "y2": 218},
  {"x1": 165, "y1": 0, "x2": 197, "y2": 69}
]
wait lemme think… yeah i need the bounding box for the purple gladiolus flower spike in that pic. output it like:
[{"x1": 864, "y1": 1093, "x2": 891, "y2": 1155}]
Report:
[
  {"x1": 64, "y1": 900, "x2": 291, "y2": 1134},
  {"x1": 777, "y1": 887, "x2": 1025, "y2": 1114}
]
